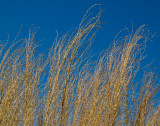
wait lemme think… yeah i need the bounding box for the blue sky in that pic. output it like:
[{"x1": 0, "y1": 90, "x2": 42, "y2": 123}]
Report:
[{"x1": 0, "y1": 0, "x2": 160, "y2": 74}]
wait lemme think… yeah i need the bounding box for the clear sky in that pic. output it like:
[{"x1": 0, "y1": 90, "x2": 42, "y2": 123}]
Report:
[{"x1": 0, "y1": 0, "x2": 160, "y2": 74}]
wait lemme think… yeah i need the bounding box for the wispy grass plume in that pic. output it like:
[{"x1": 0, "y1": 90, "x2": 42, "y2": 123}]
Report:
[{"x1": 0, "y1": 6, "x2": 159, "y2": 126}]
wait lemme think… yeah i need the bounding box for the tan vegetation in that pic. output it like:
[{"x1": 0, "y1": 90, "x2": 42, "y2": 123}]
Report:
[{"x1": 0, "y1": 6, "x2": 159, "y2": 126}]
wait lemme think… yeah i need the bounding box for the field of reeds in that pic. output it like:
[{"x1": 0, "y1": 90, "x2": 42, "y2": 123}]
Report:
[{"x1": 0, "y1": 6, "x2": 160, "y2": 126}]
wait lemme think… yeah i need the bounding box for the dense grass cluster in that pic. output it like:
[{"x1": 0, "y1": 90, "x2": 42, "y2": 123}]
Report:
[{"x1": 0, "y1": 7, "x2": 160, "y2": 126}]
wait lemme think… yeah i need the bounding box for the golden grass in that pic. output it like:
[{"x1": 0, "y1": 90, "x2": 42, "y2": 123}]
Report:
[{"x1": 0, "y1": 6, "x2": 160, "y2": 126}]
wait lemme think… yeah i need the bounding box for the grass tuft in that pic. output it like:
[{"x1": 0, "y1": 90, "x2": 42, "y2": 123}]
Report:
[{"x1": 0, "y1": 6, "x2": 159, "y2": 126}]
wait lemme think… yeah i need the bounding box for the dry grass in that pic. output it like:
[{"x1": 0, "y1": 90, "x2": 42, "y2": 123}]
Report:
[{"x1": 0, "y1": 6, "x2": 160, "y2": 126}]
